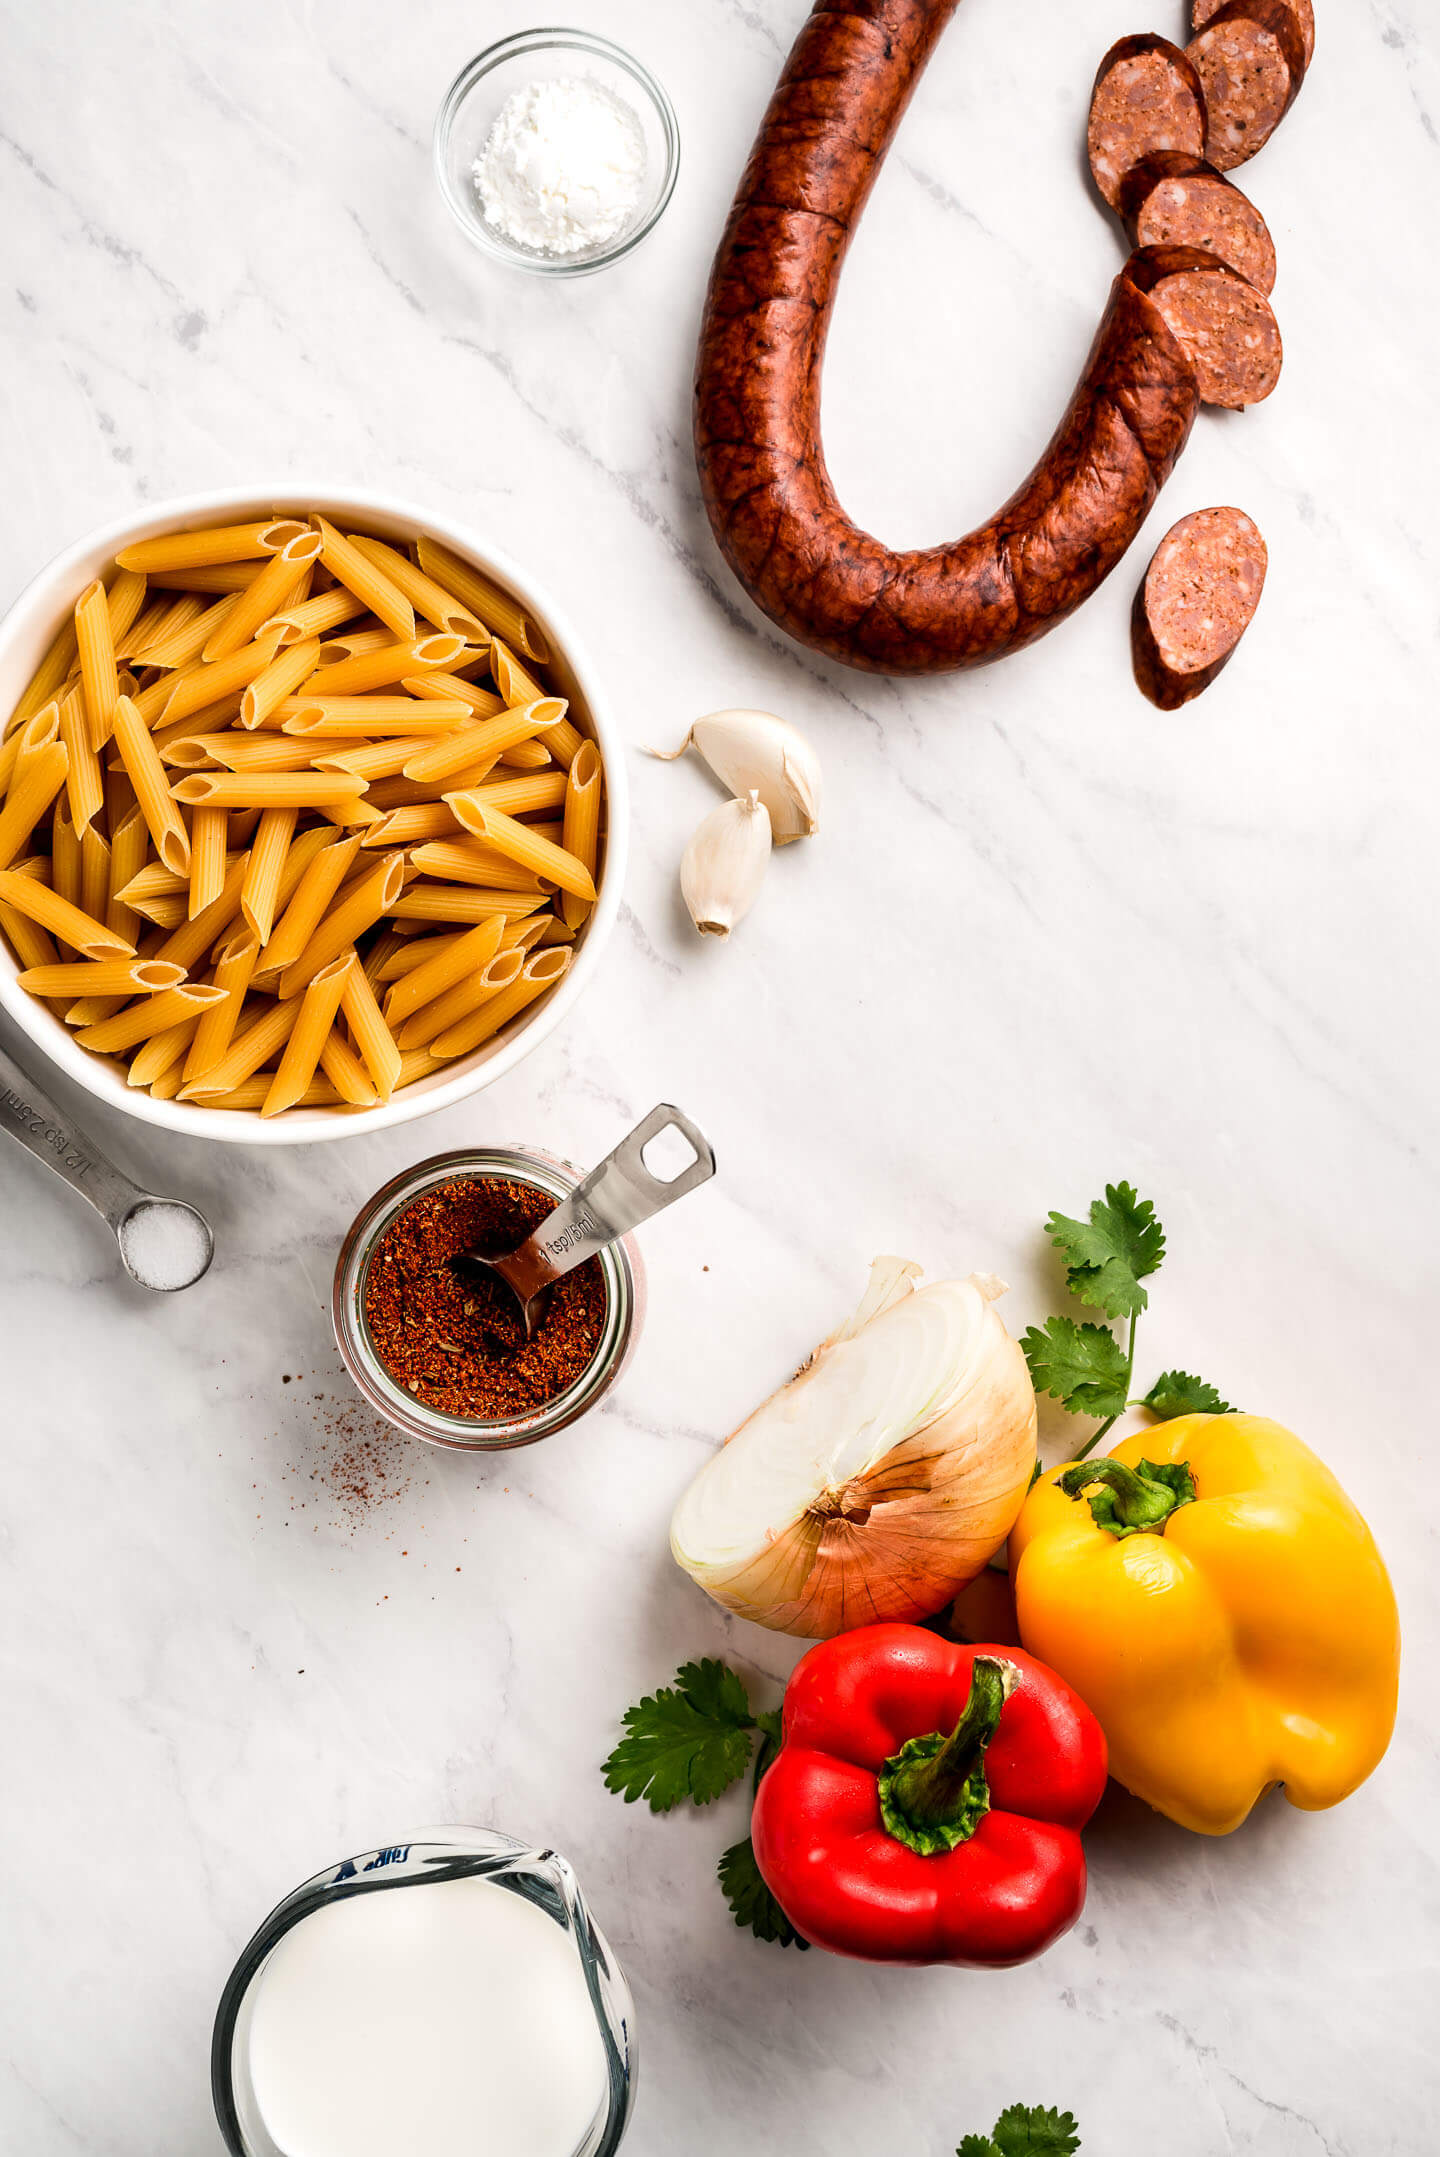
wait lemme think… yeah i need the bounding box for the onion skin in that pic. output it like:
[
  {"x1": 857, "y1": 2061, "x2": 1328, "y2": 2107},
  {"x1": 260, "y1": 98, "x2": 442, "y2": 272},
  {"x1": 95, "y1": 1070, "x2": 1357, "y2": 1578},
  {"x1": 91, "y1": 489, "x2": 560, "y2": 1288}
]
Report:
[{"x1": 671, "y1": 1277, "x2": 1038, "y2": 1639}]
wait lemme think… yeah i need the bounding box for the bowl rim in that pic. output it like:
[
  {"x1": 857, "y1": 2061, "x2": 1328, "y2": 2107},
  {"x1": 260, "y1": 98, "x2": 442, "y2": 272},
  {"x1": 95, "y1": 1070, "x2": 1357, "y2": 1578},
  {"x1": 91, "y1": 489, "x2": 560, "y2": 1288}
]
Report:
[
  {"x1": 432, "y1": 27, "x2": 681, "y2": 277},
  {"x1": 0, "y1": 483, "x2": 629, "y2": 1146}
]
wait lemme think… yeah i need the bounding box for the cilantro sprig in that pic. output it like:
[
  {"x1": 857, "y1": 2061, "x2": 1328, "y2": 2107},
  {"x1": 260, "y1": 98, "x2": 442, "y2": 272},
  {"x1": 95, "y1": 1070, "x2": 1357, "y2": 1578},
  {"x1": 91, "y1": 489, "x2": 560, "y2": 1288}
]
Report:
[
  {"x1": 603, "y1": 1660, "x2": 806, "y2": 1950},
  {"x1": 1021, "y1": 1184, "x2": 1234, "y2": 1461},
  {"x1": 958, "y1": 2103, "x2": 1081, "y2": 2157}
]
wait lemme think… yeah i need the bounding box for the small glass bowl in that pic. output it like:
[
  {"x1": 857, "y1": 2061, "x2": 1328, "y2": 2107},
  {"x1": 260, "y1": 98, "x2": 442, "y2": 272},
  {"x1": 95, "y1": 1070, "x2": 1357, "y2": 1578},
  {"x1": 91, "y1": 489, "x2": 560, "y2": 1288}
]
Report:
[
  {"x1": 434, "y1": 29, "x2": 680, "y2": 276},
  {"x1": 332, "y1": 1147, "x2": 645, "y2": 1451},
  {"x1": 212, "y1": 1829, "x2": 636, "y2": 2157}
]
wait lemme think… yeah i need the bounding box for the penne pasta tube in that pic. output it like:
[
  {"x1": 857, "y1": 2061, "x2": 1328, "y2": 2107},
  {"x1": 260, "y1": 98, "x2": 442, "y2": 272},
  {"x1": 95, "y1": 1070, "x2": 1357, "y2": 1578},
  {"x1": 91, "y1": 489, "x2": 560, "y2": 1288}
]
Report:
[
  {"x1": 179, "y1": 995, "x2": 301, "y2": 1098},
  {"x1": 63, "y1": 925, "x2": 167, "y2": 1026},
  {"x1": 50, "y1": 803, "x2": 84, "y2": 950},
  {"x1": 275, "y1": 853, "x2": 405, "y2": 997},
  {"x1": 140, "y1": 592, "x2": 237, "y2": 669},
  {"x1": 239, "y1": 637, "x2": 323, "y2": 728},
  {"x1": 0, "y1": 742, "x2": 69, "y2": 871},
  {"x1": 260, "y1": 833, "x2": 362, "y2": 974},
  {"x1": 17, "y1": 958, "x2": 184, "y2": 997},
  {"x1": 204, "y1": 532, "x2": 322, "y2": 660},
  {"x1": 302, "y1": 634, "x2": 466, "y2": 699},
  {"x1": 314, "y1": 627, "x2": 393, "y2": 663},
  {"x1": 338, "y1": 959, "x2": 402, "y2": 1100},
  {"x1": 199, "y1": 1074, "x2": 341, "y2": 1111},
  {"x1": 162, "y1": 632, "x2": 287, "y2": 724},
  {"x1": 406, "y1": 839, "x2": 548, "y2": 892},
  {"x1": 75, "y1": 981, "x2": 225, "y2": 1052},
  {"x1": 375, "y1": 928, "x2": 464, "y2": 982},
  {"x1": 2, "y1": 705, "x2": 61, "y2": 801},
  {"x1": 115, "y1": 522, "x2": 297, "y2": 573},
  {"x1": 444, "y1": 772, "x2": 569, "y2": 825},
  {"x1": 532, "y1": 914, "x2": 576, "y2": 948},
  {"x1": 75, "y1": 579, "x2": 120, "y2": 750},
  {"x1": 106, "y1": 569, "x2": 149, "y2": 651},
  {"x1": 396, "y1": 1047, "x2": 445, "y2": 1088},
  {"x1": 502, "y1": 916, "x2": 552, "y2": 957},
  {"x1": 113, "y1": 695, "x2": 191, "y2": 875},
  {"x1": 240, "y1": 806, "x2": 298, "y2": 944},
  {"x1": 401, "y1": 672, "x2": 506, "y2": 721},
  {"x1": 171, "y1": 771, "x2": 367, "y2": 810},
  {"x1": 395, "y1": 942, "x2": 521, "y2": 1051},
  {"x1": 144, "y1": 563, "x2": 258, "y2": 594},
  {"x1": 0, "y1": 894, "x2": 58, "y2": 975},
  {"x1": 129, "y1": 894, "x2": 188, "y2": 929},
  {"x1": 279, "y1": 698, "x2": 474, "y2": 734},
  {"x1": 561, "y1": 739, "x2": 601, "y2": 930},
  {"x1": 446, "y1": 797, "x2": 595, "y2": 901},
  {"x1": 13, "y1": 617, "x2": 79, "y2": 726},
  {"x1": 105, "y1": 761, "x2": 138, "y2": 830},
  {"x1": 259, "y1": 586, "x2": 366, "y2": 647},
  {"x1": 390, "y1": 885, "x2": 547, "y2": 926},
  {"x1": 428, "y1": 947, "x2": 572, "y2": 1060},
  {"x1": 116, "y1": 597, "x2": 178, "y2": 660},
  {"x1": 147, "y1": 855, "x2": 245, "y2": 975},
  {"x1": 316, "y1": 738, "x2": 448, "y2": 783},
  {"x1": 117, "y1": 858, "x2": 198, "y2": 905},
  {"x1": 183, "y1": 924, "x2": 259, "y2": 1083},
  {"x1": 319, "y1": 1027, "x2": 380, "y2": 1108},
  {"x1": 360, "y1": 803, "x2": 463, "y2": 848},
  {"x1": 128, "y1": 1017, "x2": 202, "y2": 1089},
  {"x1": 80, "y1": 825, "x2": 111, "y2": 932},
  {"x1": 383, "y1": 913, "x2": 506, "y2": 1027},
  {"x1": 415, "y1": 538, "x2": 549, "y2": 662},
  {"x1": 106, "y1": 805, "x2": 149, "y2": 942},
  {"x1": 263, "y1": 952, "x2": 356, "y2": 1115},
  {"x1": 189, "y1": 805, "x2": 229, "y2": 916},
  {"x1": 402, "y1": 699, "x2": 567, "y2": 786},
  {"x1": 498, "y1": 738, "x2": 554, "y2": 771},
  {"x1": 312, "y1": 519, "x2": 416, "y2": 642},
  {"x1": 347, "y1": 534, "x2": 489, "y2": 643},
  {"x1": 56, "y1": 688, "x2": 104, "y2": 835}
]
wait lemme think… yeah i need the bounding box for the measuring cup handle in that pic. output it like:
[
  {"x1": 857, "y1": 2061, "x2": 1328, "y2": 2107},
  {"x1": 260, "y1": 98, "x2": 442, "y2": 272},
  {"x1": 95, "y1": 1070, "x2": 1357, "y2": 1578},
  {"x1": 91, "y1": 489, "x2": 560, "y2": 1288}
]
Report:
[
  {"x1": 523, "y1": 1104, "x2": 716, "y2": 1285},
  {"x1": 0, "y1": 1035, "x2": 147, "y2": 1228}
]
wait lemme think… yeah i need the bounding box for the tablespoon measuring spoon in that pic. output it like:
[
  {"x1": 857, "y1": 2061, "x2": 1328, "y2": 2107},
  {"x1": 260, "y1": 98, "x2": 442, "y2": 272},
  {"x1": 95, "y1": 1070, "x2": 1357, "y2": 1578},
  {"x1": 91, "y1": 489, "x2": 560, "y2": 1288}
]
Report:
[
  {"x1": 0, "y1": 1039, "x2": 213, "y2": 1291},
  {"x1": 451, "y1": 1102, "x2": 715, "y2": 1338}
]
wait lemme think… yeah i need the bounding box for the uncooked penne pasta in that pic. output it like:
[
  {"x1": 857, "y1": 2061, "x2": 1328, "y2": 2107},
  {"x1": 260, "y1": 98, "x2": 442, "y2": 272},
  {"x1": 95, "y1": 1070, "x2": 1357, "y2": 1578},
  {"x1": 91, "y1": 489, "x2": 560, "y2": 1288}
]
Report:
[
  {"x1": 401, "y1": 672, "x2": 506, "y2": 722},
  {"x1": 263, "y1": 952, "x2": 355, "y2": 1116},
  {"x1": 74, "y1": 982, "x2": 225, "y2": 1054},
  {"x1": 279, "y1": 699, "x2": 474, "y2": 734},
  {"x1": 162, "y1": 632, "x2": 287, "y2": 724},
  {"x1": 107, "y1": 804, "x2": 149, "y2": 943},
  {"x1": 128, "y1": 1016, "x2": 203, "y2": 1089},
  {"x1": 260, "y1": 833, "x2": 362, "y2": 975},
  {"x1": 390, "y1": 885, "x2": 548, "y2": 926},
  {"x1": 146, "y1": 563, "x2": 258, "y2": 594},
  {"x1": 56, "y1": 688, "x2": 104, "y2": 836},
  {"x1": 171, "y1": 771, "x2": 367, "y2": 810},
  {"x1": 116, "y1": 597, "x2": 178, "y2": 661},
  {"x1": 106, "y1": 570, "x2": 149, "y2": 651},
  {"x1": 319, "y1": 1028, "x2": 380, "y2": 1108},
  {"x1": 182, "y1": 923, "x2": 259, "y2": 1084},
  {"x1": 383, "y1": 913, "x2": 507, "y2": 1028},
  {"x1": 561, "y1": 739, "x2": 601, "y2": 930},
  {"x1": 347, "y1": 534, "x2": 489, "y2": 643},
  {"x1": 80, "y1": 825, "x2": 111, "y2": 933},
  {"x1": 375, "y1": 928, "x2": 465, "y2": 982},
  {"x1": 113, "y1": 695, "x2": 191, "y2": 876},
  {"x1": 16, "y1": 958, "x2": 183, "y2": 997},
  {"x1": 204, "y1": 531, "x2": 321, "y2": 661},
  {"x1": 338, "y1": 959, "x2": 402, "y2": 1100},
  {"x1": 259, "y1": 587, "x2": 366, "y2": 648},
  {"x1": 115, "y1": 521, "x2": 298, "y2": 573},
  {"x1": 239, "y1": 637, "x2": 323, "y2": 728},
  {"x1": 446, "y1": 797, "x2": 594, "y2": 899},
  {"x1": 0, "y1": 741, "x2": 68, "y2": 872},
  {"x1": 302, "y1": 634, "x2": 466, "y2": 699},
  {"x1": 200, "y1": 1074, "x2": 341, "y2": 1111},
  {"x1": 275, "y1": 853, "x2": 405, "y2": 997},
  {"x1": 179, "y1": 995, "x2": 300, "y2": 1099},
  {"x1": 312, "y1": 519, "x2": 416, "y2": 642},
  {"x1": 13, "y1": 618, "x2": 79, "y2": 726},
  {"x1": 359, "y1": 804, "x2": 463, "y2": 848},
  {"x1": 402, "y1": 700, "x2": 566, "y2": 787},
  {"x1": 240, "y1": 806, "x2": 298, "y2": 944},
  {"x1": 139, "y1": 592, "x2": 232, "y2": 670},
  {"x1": 317, "y1": 738, "x2": 448, "y2": 783},
  {"x1": 415, "y1": 537, "x2": 549, "y2": 662},
  {"x1": 0, "y1": 880, "x2": 132, "y2": 973},
  {"x1": 75, "y1": 579, "x2": 120, "y2": 750},
  {"x1": 396, "y1": 942, "x2": 520, "y2": 1051},
  {"x1": 498, "y1": 738, "x2": 554, "y2": 772},
  {"x1": 189, "y1": 805, "x2": 229, "y2": 916},
  {"x1": 151, "y1": 854, "x2": 246, "y2": 972},
  {"x1": 444, "y1": 772, "x2": 569, "y2": 823},
  {"x1": 406, "y1": 839, "x2": 548, "y2": 892},
  {"x1": 0, "y1": 893, "x2": 58, "y2": 974},
  {"x1": 2, "y1": 706, "x2": 61, "y2": 801},
  {"x1": 429, "y1": 947, "x2": 572, "y2": 1060}
]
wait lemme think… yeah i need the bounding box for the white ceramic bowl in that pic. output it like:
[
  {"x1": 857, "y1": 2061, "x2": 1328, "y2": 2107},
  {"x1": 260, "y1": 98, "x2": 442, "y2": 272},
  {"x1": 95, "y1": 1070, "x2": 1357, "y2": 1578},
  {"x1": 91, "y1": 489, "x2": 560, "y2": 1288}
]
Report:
[{"x1": 0, "y1": 486, "x2": 627, "y2": 1145}]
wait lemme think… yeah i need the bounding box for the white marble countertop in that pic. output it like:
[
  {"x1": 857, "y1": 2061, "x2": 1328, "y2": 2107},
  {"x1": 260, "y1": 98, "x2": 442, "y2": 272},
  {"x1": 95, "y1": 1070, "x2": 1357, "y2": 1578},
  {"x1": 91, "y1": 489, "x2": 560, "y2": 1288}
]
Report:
[{"x1": 2, "y1": 2, "x2": 1436, "y2": 2151}]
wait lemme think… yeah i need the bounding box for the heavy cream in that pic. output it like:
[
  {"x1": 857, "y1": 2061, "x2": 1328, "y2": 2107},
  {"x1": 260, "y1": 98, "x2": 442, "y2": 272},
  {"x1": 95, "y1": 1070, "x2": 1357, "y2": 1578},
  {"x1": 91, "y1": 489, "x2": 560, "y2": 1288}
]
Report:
[{"x1": 243, "y1": 1874, "x2": 611, "y2": 2157}]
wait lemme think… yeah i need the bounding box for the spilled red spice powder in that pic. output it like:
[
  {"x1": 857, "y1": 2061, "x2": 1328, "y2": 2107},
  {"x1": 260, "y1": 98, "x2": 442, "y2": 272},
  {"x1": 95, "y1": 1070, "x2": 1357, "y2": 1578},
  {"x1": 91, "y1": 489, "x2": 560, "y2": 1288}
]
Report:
[{"x1": 364, "y1": 1175, "x2": 607, "y2": 1421}]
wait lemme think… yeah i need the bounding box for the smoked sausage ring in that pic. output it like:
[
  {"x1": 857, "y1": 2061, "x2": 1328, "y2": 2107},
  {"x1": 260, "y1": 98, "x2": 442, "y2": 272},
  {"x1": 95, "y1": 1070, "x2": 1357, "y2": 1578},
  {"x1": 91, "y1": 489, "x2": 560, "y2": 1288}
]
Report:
[{"x1": 693, "y1": 0, "x2": 1277, "y2": 677}]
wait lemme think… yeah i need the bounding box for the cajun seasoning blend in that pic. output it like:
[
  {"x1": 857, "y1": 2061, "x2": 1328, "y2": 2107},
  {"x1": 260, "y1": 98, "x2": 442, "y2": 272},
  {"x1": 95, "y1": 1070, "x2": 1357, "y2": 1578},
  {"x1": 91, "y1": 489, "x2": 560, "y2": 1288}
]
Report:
[{"x1": 333, "y1": 1149, "x2": 642, "y2": 1450}]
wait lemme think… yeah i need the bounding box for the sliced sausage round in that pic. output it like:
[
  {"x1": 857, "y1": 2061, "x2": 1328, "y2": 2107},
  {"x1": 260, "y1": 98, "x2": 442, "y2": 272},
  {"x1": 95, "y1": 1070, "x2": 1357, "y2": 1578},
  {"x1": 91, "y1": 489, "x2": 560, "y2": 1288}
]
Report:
[
  {"x1": 1119, "y1": 152, "x2": 1276, "y2": 296},
  {"x1": 1187, "y1": 0, "x2": 1308, "y2": 171},
  {"x1": 1194, "y1": 0, "x2": 1313, "y2": 67},
  {"x1": 1129, "y1": 244, "x2": 1283, "y2": 406},
  {"x1": 1088, "y1": 34, "x2": 1209, "y2": 209},
  {"x1": 1132, "y1": 506, "x2": 1268, "y2": 708}
]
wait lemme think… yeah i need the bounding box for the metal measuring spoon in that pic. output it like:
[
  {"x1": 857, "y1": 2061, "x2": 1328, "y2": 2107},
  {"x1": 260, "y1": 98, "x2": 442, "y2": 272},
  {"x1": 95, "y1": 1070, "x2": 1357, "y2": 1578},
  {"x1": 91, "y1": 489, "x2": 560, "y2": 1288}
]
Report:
[
  {"x1": 0, "y1": 1039, "x2": 213, "y2": 1291},
  {"x1": 451, "y1": 1103, "x2": 715, "y2": 1339}
]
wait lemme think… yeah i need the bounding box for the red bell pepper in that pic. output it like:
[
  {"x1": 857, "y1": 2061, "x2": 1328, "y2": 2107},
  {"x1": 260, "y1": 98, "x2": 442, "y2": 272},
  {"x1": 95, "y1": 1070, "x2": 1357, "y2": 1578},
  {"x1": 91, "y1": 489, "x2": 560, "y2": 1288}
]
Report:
[{"x1": 751, "y1": 1623, "x2": 1107, "y2": 1966}]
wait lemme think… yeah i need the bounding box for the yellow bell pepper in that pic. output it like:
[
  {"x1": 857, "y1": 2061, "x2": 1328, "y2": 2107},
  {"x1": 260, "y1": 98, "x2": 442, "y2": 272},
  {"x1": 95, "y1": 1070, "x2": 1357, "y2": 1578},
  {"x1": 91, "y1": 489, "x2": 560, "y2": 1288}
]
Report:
[{"x1": 1009, "y1": 1415, "x2": 1399, "y2": 1835}]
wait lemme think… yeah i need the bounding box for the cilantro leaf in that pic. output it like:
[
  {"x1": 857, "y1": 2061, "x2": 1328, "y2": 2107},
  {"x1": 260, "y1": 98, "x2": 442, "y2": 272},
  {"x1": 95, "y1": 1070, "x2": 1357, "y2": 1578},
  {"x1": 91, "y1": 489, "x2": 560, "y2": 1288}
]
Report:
[
  {"x1": 991, "y1": 2104, "x2": 1081, "y2": 2156},
  {"x1": 718, "y1": 1837, "x2": 808, "y2": 1949},
  {"x1": 956, "y1": 2139, "x2": 998, "y2": 2157},
  {"x1": 1143, "y1": 1370, "x2": 1235, "y2": 1420},
  {"x1": 1047, "y1": 1184, "x2": 1164, "y2": 1319},
  {"x1": 1021, "y1": 1316, "x2": 1131, "y2": 1419},
  {"x1": 602, "y1": 1660, "x2": 756, "y2": 1812}
]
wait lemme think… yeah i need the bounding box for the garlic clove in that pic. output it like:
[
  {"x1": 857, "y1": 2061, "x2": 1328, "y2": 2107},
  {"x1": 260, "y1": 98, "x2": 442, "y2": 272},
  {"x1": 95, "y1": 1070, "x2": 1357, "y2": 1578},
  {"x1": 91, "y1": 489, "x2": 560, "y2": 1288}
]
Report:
[
  {"x1": 657, "y1": 709, "x2": 822, "y2": 845},
  {"x1": 680, "y1": 788, "x2": 771, "y2": 938}
]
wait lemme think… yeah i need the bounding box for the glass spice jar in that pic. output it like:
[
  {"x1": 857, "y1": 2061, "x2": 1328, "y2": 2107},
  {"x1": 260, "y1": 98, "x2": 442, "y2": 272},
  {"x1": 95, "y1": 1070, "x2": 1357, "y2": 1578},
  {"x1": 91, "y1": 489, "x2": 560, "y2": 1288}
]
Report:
[{"x1": 332, "y1": 1147, "x2": 645, "y2": 1450}]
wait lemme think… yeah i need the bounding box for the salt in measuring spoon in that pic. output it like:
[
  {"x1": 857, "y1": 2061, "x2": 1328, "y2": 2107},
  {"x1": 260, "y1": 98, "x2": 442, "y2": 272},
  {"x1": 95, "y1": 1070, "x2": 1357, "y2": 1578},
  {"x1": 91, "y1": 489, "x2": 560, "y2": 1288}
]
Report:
[
  {"x1": 451, "y1": 1102, "x2": 714, "y2": 1339},
  {"x1": 0, "y1": 1038, "x2": 213, "y2": 1291}
]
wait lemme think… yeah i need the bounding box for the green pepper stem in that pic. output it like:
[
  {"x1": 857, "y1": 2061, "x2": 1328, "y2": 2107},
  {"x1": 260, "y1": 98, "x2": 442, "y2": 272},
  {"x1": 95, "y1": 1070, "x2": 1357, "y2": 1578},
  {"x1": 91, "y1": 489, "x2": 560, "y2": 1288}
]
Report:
[
  {"x1": 879, "y1": 1657, "x2": 1018, "y2": 1854},
  {"x1": 1059, "y1": 1456, "x2": 1194, "y2": 1538}
]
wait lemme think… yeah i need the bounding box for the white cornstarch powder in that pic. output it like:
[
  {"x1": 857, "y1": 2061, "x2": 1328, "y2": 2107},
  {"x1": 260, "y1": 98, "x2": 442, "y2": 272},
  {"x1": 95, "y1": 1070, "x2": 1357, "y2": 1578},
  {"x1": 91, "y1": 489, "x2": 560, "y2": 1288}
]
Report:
[{"x1": 474, "y1": 76, "x2": 647, "y2": 256}]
